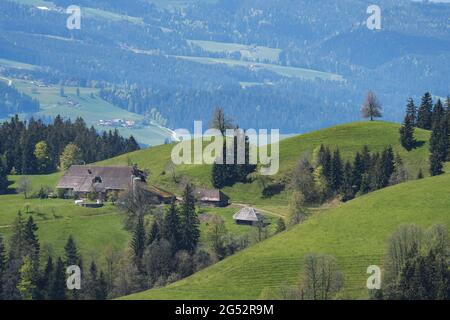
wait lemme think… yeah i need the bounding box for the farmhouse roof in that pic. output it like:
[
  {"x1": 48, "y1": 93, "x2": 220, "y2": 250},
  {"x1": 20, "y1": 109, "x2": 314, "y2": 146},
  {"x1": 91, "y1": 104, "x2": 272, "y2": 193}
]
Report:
[
  {"x1": 194, "y1": 188, "x2": 229, "y2": 202},
  {"x1": 57, "y1": 165, "x2": 144, "y2": 193},
  {"x1": 233, "y1": 207, "x2": 263, "y2": 222}
]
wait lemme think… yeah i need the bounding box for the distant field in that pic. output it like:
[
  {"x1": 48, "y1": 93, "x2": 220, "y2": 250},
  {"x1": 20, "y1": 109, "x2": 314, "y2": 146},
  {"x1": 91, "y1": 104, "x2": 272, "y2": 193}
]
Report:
[
  {"x1": 0, "y1": 58, "x2": 39, "y2": 71},
  {"x1": 175, "y1": 55, "x2": 344, "y2": 82},
  {"x1": 188, "y1": 40, "x2": 282, "y2": 63},
  {"x1": 122, "y1": 173, "x2": 450, "y2": 300},
  {"x1": 9, "y1": 79, "x2": 173, "y2": 146}
]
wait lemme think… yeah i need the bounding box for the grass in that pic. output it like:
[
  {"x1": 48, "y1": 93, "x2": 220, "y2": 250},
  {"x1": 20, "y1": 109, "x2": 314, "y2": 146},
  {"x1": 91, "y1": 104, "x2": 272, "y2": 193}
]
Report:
[
  {"x1": 10, "y1": 79, "x2": 173, "y2": 146},
  {"x1": 122, "y1": 173, "x2": 450, "y2": 300},
  {"x1": 99, "y1": 121, "x2": 436, "y2": 207},
  {"x1": 188, "y1": 40, "x2": 282, "y2": 63},
  {"x1": 0, "y1": 193, "x2": 129, "y2": 266},
  {"x1": 174, "y1": 55, "x2": 344, "y2": 82}
]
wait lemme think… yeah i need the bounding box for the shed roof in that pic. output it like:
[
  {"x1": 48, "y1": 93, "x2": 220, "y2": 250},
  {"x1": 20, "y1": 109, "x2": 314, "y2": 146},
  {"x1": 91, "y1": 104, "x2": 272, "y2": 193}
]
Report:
[
  {"x1": 233, "y1": 207, "x2": 263, "y2": 222},
  {"x1": 195, "y1": 188, "x2": 228, "y2": 202}
]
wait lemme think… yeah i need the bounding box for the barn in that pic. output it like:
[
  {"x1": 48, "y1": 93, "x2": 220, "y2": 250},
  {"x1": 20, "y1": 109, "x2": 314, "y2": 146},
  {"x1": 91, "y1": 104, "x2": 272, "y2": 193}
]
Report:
[{"x1": 233, "y1": 207, "x2": 264, "y2": 225}]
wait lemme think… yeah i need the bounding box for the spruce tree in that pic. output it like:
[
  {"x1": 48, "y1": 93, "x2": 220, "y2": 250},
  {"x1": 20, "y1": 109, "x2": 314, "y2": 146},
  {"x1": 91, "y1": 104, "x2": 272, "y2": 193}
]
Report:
[
  {"x1": 97, "y1": 271, "x2": 108, "y2": 300},
  {"x1": 180, "y1": 183, "x2": 200, "y2": 253},
  {"x1": 400, "y1": 113, "x2": 415, "y2": 151},
  {"x1": 342, "y1": 161, "x2": 355, "y2": 201},
  {"x1": 405, "y1": 98, "x2": 417, "y2": 126},
  {"x1": 130, "y1": 214, "x2": 146, "y2": 265},
  {"x1": 430, "y1": 152, "x2": 444, "y2": 176},
  {"x1": 24, "y1": 216, "x2": 40, "y2": 269},
  {"x1": 0, "y1": 157, "x2": 9, "y2": 195},
  {"x1": 330, "y1": 149, "x2": 343, "y2": 192},
  {"x1": 429, "y1": 112, "x2": 449, "y2": 176},
  {"x1": 352, "y1": 152, "x2": 364, "y2": 191},
  {"x1": 39, "y1": 256, "x2": 53, "y2": 300},
  {"x1": 162, "y1": 200, "x2": 182, "y2": 252},
  {"x1": 64, "y1": 235, "x2": 79, "y2": 266},
  {"x1": 417, "y1": 92, "x2": 433, "y2": 130},
  {"x1": 431, "y1": 99, "x2": 445, "y2": 130},
  {"x1": 49, "y1": 257, "x2": 67, "y2": 300}
]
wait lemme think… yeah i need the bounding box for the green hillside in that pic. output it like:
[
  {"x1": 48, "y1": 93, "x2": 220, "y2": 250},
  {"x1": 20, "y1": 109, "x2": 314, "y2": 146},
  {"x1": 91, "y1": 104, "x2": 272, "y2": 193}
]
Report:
[
  {"x1": 122, "y1": 173, "x2": 450, "y2": 300},
  {"x1": 99, "y1": 121, "x2": 434, "y2": 207},
  {"x1": 3, "y1": 77, "x2": 173, "y2": 147}
]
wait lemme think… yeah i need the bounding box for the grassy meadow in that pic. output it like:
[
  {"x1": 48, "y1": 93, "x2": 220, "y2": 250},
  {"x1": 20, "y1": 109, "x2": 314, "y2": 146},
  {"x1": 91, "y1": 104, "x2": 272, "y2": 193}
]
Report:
[{"x1": 122, "y1": 173, "x2": 450, "y2": 300}]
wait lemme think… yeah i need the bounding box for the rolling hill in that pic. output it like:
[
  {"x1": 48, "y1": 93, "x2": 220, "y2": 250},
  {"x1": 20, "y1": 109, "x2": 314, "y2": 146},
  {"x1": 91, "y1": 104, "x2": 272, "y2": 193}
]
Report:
[
  {"x1": 122, "y1": 172, "x2": 450, "y2": 300},
  {"x1": 99, "y1": 121, "x2": 435, "y2": 207}
]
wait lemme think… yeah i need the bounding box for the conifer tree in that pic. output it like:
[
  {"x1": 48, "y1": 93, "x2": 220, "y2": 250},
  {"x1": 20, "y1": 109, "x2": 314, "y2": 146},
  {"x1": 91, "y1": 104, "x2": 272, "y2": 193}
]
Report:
[
  {"x1": 330, "y1": 149, "x2": 343, "y2": 192},
  {"x1": 431, "y1": 99, "x2": 445, "y2": 130},
  {"x1": 417, "y1": 92, "x2": 433, "y2": 130},
  {"x1": 406, "y1": 98, "x2": 417, "y2": 126},
  {"x1": 341, "y1": 161, "x2": 355, "y2": 201},
  {"x1": 0, "y1": 157, "x2": 9, "y2": 195},
  {"x1": 352, "y1": 152, "x2": 364, "y2": 191},
  {"x1": 49, "y1": 257, "x2": 66, "y2": 300},
  {"x1": 130, "y1": 214, "x2": 146, "y2": 265},
  {"x1": 429, "y1": 110, "x2": 449, "y2": 176},
  {"x1": 400, "y1": 113, "x2": 415, "y2": 151},
  {"x1": 38, "y1": 256, "x2": 53, "y2": 300},
  {"x1": 24, "y1": 216, "x2": 40, "y2": 269},
  {"x1": 17, "y1": 256, "x2": 35, "y2": 300},
  {"x1": 162, "y1": 200, "x2": 182, "y2": 252},
  {"x1": 64, "y1": 235, "x2": 79, "y2": 266},
  {"x1": 180, "y1": 183, "x2": 200, "y2": 253}
]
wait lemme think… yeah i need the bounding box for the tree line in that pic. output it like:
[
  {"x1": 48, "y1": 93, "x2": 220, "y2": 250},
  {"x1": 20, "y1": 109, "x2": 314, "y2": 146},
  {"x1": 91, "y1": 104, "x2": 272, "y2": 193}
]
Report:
[
  {"x1": 291, "y1": 145, "x2": 407, "y2": 207},
  {"x1": 0, "y1": 213, "x2": 107, "y2": 300},
  {"x1": 0, "y1": 115, "x2": 140, "y2": 194},
  {"x1": 400, "y1": 93, "x2": 449, "y2": 176}
]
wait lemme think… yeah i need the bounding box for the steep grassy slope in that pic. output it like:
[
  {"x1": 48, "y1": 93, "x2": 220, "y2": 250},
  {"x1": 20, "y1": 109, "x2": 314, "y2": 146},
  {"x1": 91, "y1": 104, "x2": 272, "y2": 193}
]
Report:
[
  {"x1": 100, "y1": 121, "x2": 434, "y2": 207},
  {"x1": 122, "y1": 173, "x2": 450, "y2": 300}
]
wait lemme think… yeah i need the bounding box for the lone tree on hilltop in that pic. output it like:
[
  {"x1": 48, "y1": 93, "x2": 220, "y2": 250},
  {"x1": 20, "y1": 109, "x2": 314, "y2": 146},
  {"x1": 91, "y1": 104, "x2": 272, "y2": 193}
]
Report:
[{"x1": 361, "y1": 91, "x2": 382, "y2": 121}]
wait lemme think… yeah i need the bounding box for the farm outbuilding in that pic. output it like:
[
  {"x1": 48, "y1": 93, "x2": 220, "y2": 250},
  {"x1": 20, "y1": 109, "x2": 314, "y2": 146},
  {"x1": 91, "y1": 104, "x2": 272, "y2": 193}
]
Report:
[
  {"x1": 233, "y1": 207, "x2": 264, "y2": 225},
  {"x1": 194, "y1": 188, "x2": 230, "y2": 207}
]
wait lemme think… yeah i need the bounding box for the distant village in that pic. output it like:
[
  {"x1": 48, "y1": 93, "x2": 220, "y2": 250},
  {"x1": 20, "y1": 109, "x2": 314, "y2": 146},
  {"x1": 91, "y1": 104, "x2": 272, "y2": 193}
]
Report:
[{"x1": 97, "y1": 119, "x2": 138, "y2": 128}]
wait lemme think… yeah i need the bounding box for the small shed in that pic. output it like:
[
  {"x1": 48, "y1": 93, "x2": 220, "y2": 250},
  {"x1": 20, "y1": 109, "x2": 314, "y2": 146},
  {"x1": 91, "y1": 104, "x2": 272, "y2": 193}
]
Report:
[
  {"x1": 233, "y1": 207, "x2": 264, "y2": 225},
  {"x1": 195, "y1": 189, "x2": 229, "y2": 207}
]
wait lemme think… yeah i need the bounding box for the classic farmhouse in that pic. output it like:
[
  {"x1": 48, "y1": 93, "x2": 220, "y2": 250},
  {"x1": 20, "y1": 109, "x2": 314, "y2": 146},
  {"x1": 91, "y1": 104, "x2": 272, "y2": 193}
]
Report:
[{"x1": 57, "y1": 165, "x2": 146, "y2": 200}]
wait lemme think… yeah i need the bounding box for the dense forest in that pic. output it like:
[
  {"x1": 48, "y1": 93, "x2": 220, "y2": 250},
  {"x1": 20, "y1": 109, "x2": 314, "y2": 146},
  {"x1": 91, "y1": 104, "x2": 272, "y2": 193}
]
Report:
[{"x1": 0, "y1": 115, "x2": 139, "y2": 189}]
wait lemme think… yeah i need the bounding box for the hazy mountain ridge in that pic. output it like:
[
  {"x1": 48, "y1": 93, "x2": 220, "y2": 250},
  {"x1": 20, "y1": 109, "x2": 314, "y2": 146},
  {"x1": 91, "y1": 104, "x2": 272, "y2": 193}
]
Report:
[{"x1": 0, "y1": 0, "x2": 448, "y2": 133}]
